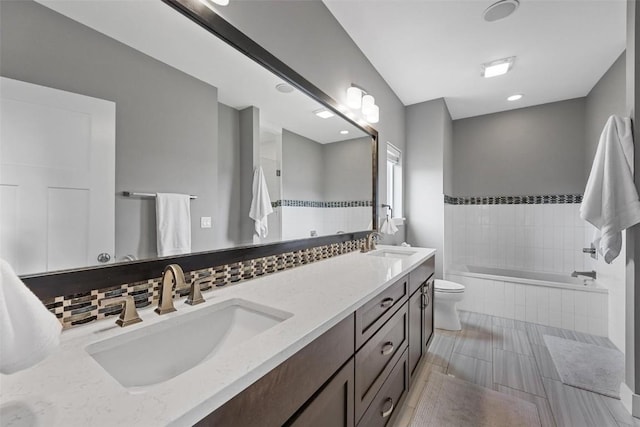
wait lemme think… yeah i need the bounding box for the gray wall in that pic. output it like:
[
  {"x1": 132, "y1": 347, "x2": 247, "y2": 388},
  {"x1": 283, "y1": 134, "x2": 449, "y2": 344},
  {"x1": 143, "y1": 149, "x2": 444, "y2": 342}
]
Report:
[
  {"x1": 406, "y1": 98, "x2": 452, "y2": 278},
  {"x1": 217, "y1": 1, "x2": 406, "y2": 239},
  {"x1": 282, "y1": 129, "x2": 325, "y2": 201},
  {"x1": 217, "y1": 104, "x2": 242, "y2": 249},
  {"x1": 0, "y1": 0, "x2": 219, "y2": 260},
  {"x1": 452, "y1": 98, "x2": 586, "y2": 196},
  {"x1": 585, "y1": 53, "x2": 627, "y2": 176},
  {"x1": 324, "y1": 137, "x2": 372, "y2": 201}
]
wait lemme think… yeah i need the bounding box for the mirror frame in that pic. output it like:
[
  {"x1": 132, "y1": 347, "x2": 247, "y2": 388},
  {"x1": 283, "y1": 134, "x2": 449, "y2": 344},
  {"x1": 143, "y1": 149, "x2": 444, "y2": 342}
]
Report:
[{"x1": 20, "y1": 0, "x2": 379, "y2": 299}]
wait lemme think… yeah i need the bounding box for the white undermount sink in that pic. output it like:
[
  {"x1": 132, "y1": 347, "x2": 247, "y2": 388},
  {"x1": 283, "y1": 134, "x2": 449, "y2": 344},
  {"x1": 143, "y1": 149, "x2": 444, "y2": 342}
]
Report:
[
  {"x1": 368, "y1": 248, "x2": 418, "y2": 259},
  {"x1": 86, "y1": 298, "x2": 292, "y2": 391}
]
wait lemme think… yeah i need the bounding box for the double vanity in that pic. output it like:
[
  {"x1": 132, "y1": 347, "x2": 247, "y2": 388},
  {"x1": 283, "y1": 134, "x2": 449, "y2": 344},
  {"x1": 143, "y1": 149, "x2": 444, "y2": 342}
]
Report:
[{"x1": 1, "y1": 246, "x2": 435, "y2": 427}]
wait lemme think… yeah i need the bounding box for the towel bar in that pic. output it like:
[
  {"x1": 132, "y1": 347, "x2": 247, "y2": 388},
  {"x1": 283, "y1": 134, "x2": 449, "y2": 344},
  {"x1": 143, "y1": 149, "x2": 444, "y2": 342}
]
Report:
[{"x1": 122, "y1": 191, "x2": 197, "y2": 200}]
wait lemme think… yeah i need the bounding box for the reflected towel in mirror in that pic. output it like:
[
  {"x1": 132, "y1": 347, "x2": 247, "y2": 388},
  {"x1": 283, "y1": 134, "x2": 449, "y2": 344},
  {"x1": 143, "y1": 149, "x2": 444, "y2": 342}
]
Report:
[
  {"x1": 0, "y1": 259, "x2": 61, "y2": 374},
  {"x1": 156, "y1": 193, "x2": 192, "y2": 257},
  {"x1": 249, "y1": 167, "x2": 274, "y2": 238}
]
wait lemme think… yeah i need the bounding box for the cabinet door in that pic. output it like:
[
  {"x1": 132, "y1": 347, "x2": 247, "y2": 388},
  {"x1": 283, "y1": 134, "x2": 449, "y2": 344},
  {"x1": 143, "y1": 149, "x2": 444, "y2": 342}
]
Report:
[
  {"x1": 422, "y1": 279, "x2": 434, "y2": 348},
  {"x1": 287, "y1": 358, "x2": 355, "y2": 427},
  {"x1": 408, "y1": 290, "x2": 423, "y2": 379}
]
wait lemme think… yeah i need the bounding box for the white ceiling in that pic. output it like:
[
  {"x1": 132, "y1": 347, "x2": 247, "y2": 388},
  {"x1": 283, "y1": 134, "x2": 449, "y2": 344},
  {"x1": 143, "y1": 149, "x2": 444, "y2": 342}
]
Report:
[
  {"x1": 35, "y1": 0, "x2": 366, "y2": 143},
  {"x1": 324, "y1": 0, "x2": 627, "y2": 119}
]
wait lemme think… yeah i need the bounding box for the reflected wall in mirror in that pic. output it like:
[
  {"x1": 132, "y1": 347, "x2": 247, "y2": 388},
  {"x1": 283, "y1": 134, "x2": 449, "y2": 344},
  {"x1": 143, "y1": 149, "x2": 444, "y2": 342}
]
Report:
[{"x1": 0, "y1": 0, "x2": 373, "y2": 276}]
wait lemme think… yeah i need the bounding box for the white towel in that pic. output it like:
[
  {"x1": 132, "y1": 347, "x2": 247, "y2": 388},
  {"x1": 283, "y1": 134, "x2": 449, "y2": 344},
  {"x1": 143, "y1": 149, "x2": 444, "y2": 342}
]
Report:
[
  {"x1": 156, "y1": 193, "x2": 192, "y2": 257},
  {"x1": 249, "y1": 167, "x2": 273, "y2": 238},
  {"x1": 580, "y1": 115, "x2": 640, "y2": 263},
  {"x1": 380, "y1": 215, "x2": 398, "y2": 235},
  {"x1": 0, "y1": 259, "x2": 62, "y2": 374}
]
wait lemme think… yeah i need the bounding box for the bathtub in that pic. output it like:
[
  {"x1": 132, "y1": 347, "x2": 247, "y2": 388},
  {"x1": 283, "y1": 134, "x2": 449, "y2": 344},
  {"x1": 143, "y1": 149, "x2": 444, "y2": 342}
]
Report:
[{"x1": 446, "y1": 265, "x2": 608, "y2": 336}]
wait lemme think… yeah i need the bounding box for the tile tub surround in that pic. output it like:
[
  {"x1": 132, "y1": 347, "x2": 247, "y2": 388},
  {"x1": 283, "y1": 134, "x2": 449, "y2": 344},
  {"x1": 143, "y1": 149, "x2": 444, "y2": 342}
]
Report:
[
  {"x1": 447, "y1": 271, "x2": 608, "y2": 336},
  {"x1": 43, "y1": 238, "x2": 367, "y2": 330},
  {"x1": 1, "y1": 246, "x2": 436, "y2": 427},
  {"x1": 444, "y1": 194, "x2": 590, "y2": 275}
]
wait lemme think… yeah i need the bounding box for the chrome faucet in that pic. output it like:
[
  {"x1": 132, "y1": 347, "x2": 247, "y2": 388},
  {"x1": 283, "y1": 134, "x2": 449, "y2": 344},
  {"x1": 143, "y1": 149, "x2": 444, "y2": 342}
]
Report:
[
  {"x1": 361, "y1": 231, "x2": 383, "y2": 252},
  {"x1": 156, "y1": 264, "x2": 188, "y2": 315},
  {"x1": 572, "y1": 270, "x2": 597, "y2": 280}
]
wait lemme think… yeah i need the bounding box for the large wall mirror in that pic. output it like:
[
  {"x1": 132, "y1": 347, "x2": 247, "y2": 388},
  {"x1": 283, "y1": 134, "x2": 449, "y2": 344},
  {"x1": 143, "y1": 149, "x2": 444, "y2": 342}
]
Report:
[{"x1": 0, "y1": 0, "x2": 376, "y2": 279}]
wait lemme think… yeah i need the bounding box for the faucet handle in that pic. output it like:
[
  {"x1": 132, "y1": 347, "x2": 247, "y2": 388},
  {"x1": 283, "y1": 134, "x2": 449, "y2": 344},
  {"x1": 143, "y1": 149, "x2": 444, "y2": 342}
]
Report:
[
  {"x1": 99, "y1": 295, "x2": 142, "y2": 327},
  {"x1": 186, "y1": 274, "x2": 211, "y2": 306}
]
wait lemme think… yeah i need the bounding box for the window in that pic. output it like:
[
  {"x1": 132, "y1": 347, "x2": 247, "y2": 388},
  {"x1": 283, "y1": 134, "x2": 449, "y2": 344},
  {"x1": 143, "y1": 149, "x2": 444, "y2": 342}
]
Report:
[{"x1": 386, "y1": 143, "x2": 403, "y2": 218}]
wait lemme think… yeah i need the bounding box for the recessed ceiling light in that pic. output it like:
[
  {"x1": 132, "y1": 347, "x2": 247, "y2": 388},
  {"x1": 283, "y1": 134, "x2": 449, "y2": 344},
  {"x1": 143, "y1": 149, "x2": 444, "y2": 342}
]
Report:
[
  {"x1": 483, "y1": 0, "x2": 519, "y2": 22},
  {"x1": 199, "y1": 0, "x2": 229, "y2": 8},
  {"x1": 507, "y1": 94, "x2": 523, "y2": 101},
  {"x1": 314, "y1": 108, "x2": 334, "y2": 119},
  {"x1": 275, "y1": 83, "x2": 294, "y2": 93},
  {"x1": 481, "y1": 57, "x2": 515, "y2": 78},
  {"x1": 340, "y1": 130, "x2": 349, "y2": 135}
]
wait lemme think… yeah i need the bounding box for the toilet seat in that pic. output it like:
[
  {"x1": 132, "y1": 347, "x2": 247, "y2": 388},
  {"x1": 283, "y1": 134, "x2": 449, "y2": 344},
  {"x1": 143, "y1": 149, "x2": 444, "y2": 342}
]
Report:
[{"x1": 434, "y1": 279, "x2": 465, "y2": 293}]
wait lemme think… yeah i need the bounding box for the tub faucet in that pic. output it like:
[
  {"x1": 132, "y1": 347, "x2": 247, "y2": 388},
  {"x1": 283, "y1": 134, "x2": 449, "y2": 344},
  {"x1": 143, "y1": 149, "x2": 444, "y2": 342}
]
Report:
[
  {"x1": 571, "y1": 270, "x2": 597, "y2": 280},
  {"x1": 156, "y1": 264, "x2": 188, "y2": 315}
]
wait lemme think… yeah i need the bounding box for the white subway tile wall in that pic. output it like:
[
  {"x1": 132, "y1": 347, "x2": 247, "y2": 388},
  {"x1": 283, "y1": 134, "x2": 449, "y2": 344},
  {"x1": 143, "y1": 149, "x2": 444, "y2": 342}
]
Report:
[
  {"x1": 448, "y1": 274, "x2": 608, "y2": 336},
  {"x1": 446, "y1": 204, "x2": 590, "y2": 274}
]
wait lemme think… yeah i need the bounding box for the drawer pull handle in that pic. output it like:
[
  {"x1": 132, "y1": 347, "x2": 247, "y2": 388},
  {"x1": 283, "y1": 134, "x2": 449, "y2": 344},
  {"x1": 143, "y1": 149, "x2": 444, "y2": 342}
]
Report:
[
  {"x1": 381, "y1": 398, "x2": 394, "y2": 418},
  {"x1": 381, "y1": 342, "x2": 394, "y2": 356},
  {"x1": 380, "y1": 297, "x2": 395, "y2": 308}
]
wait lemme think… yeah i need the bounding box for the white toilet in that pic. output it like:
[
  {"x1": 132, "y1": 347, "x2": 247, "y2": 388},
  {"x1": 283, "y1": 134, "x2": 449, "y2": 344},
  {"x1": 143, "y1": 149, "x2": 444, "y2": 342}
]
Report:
[{"x1": 434, "y1": 279, "x2": 465, "y2": 331}]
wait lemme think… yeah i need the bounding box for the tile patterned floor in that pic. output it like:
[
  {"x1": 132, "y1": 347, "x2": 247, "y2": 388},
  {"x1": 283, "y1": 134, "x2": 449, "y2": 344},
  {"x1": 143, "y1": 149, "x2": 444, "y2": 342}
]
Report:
[{"x1": 393, "y1": 311, "x2": 640, "y2": 427}]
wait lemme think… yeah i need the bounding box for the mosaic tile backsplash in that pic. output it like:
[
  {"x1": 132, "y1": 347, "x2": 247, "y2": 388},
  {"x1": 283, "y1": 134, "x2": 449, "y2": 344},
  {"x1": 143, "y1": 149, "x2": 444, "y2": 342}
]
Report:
[
  {"x1": 45, "y1": 238, "x2": 366, "y2": 330},
  {"x1": 444, "y1": 194, "x2": 583, "y2": 205}
]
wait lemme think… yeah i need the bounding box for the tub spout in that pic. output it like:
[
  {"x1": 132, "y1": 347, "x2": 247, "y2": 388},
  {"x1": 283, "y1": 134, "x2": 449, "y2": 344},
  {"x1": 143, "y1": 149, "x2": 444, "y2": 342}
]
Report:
[{"x1": 571, "y1": 270, "x2": 596, "y2": 279}]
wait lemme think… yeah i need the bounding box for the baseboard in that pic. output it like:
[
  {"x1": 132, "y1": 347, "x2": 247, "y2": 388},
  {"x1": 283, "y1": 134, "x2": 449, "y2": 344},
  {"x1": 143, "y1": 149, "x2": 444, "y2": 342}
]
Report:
[{"x1": 620, "y1": 382, "x2": 640, "y2": 419}]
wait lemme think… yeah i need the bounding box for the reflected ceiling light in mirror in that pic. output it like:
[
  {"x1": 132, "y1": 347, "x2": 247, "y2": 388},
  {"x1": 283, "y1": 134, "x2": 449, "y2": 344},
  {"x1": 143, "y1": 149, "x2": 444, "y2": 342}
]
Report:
[
  {"x1": 314, "y1": 108, "x2": 335, "y2": 119},
  {"x1": 199, "y1": 0, "x2": 229, "y2": 9},
  {"x1": 275, "y1": 83, "x2": 294, "y2": 93},
  {"x1": 340, "y1": 130, "x2": 349, "y2": 135},
  {"x1": 507, "y1": 93, "x2": 523, "y2": 101},
  {"x1": 346, "y1": 84, "x2": 380, "y2": 124},
  {"x1": 483, "y1": 0, "x2": 519, "y2": 22},
  {"x1": 481, "y1": 56, "x2": 515, "y2": 78}
]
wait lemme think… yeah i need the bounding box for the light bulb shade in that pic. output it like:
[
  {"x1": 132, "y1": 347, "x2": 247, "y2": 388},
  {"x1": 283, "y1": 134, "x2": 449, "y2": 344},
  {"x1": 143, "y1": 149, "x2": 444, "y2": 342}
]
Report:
[
  {"x1": 365, "y1": 104, "x2": 379, "y2": 123},
  {"x1": 362, "y1": 94, "x2": 375, "y2": 115},
  {"x1": 346, "y1": 86, "x2": 362, "y2": 109}
]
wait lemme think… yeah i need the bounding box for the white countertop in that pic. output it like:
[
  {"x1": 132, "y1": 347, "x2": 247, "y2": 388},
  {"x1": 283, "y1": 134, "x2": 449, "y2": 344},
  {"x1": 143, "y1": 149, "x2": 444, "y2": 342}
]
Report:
[{"x1": 0, "y1": 245, "x2": 436, "y2": 427}]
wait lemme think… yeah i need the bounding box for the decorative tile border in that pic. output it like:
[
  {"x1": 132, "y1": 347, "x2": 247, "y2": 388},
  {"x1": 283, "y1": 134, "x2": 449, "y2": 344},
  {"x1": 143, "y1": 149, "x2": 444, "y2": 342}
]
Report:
[
  {"x1": 44, "y1": 238, "x2": 366, "y2": 329},
  {"x1": 272, "y1": 200, "x2": 372, "y2": 208},
  {"x1": 444, "y1": 194, "x2": 583, "y2": 205}
]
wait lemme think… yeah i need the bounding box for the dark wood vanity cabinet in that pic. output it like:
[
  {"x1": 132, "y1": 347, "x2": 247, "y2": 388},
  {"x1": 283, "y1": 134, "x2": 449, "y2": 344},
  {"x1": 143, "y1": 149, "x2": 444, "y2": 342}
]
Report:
[
  {"x1": 408, "y1": 258, "x2": 435, "y2": 379},
  {"x1": 198, "y1": 255, "x2": 435, "y2": 427}
]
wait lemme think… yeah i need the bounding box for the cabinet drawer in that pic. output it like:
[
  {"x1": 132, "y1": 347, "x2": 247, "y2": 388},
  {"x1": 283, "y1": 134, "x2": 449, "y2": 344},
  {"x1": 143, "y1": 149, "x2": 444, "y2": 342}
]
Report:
[
  {"x1": 355, "y1": 303, "x2": 408, "y2": 421},
  {"x1": 355, "y1": 275, "x2": 408, "y2": 349},
  {"x1": 357, "y1": 349, "x2": 409, "y2": 427},
  {"x1": 409, "y1": 257, "x2": 435, "y2": 295}
]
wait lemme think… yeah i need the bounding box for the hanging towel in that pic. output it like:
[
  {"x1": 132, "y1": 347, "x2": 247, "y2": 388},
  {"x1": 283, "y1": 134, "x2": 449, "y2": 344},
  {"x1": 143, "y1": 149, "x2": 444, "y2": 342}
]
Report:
[
  {"x1": 0, "y1": 259, "x2": 62, "y2": 374},
  {"x1": 156, "y1": 193, "x2": 191, "y2": 257},
  {"x1": 580, "y1": 115, "x2": 640, "y2": 263},
  {"x1": 380, "y1": 215, "x2": 399, "y2": 235},
  {"x1": 249, "y1": 167, "x2": 274, "y2": 238}
]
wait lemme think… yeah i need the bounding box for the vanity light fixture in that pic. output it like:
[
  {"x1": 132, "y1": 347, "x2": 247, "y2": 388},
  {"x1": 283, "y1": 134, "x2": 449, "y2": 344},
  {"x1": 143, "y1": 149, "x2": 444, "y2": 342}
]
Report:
[
  {"x1": 507, "y1": 93, "x2": 523, "y2": 101},
  {"x1": 314, "y1": 108, "x2": 335, "y2": 119},
  {"x1": 481, "y1": 57, "x2": 515, "y2": 78},
  {"x1": 346, "y1": 84, "x2": 380, "y2": 123},
  {"x1": 199, "y1": 0, "x2": 229, "y2": 8}
]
